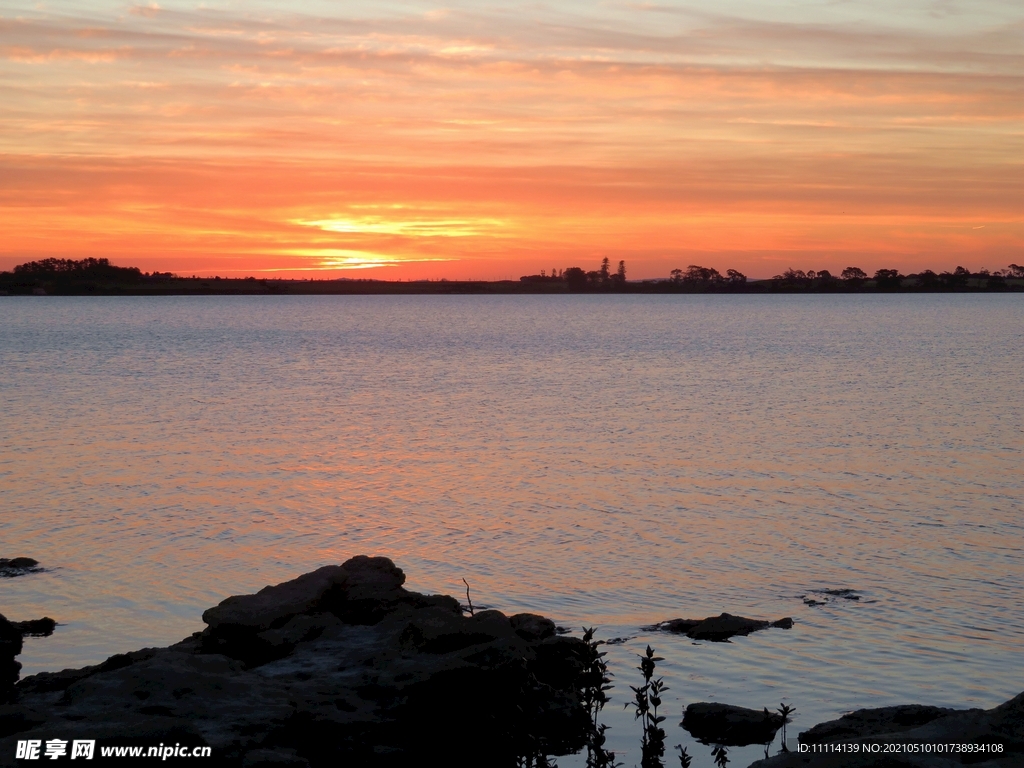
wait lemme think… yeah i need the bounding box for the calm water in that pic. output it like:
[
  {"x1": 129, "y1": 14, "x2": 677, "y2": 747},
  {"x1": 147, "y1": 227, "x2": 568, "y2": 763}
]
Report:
[{"x1": 2, "y1": 295, "x2": 1022, "y2": 766}]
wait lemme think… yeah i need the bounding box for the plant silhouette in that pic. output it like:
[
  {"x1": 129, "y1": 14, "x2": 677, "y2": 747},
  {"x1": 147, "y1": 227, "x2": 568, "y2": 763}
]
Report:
[
  {"x1": 777, "y1": 703, "x2": 796, "y2": 751},
  {"x1": 581, "y1": 628, "x2": 621, "y2": 768},
  {"x1": 629, "y1": 645, "x2": 668, "y2": 768}
]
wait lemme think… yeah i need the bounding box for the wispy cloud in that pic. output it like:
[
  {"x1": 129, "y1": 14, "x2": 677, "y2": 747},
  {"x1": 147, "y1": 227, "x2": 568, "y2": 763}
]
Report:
[{"x1": 0, "y1": 1, "x2": 1021, "y2": 277}]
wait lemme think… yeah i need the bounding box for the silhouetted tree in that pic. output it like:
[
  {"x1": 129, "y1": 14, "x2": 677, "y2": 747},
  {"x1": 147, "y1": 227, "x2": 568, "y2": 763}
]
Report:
[
  {"x1": 841, "y1": 267, "x2": 867, "y2": 282},
  {"x1": 1007, "y1": 264, "x2": 1024, "y2": 278},
  {"x1": 12, "y1": 257, "x2": 141, "y2": 282},
  {"x1": 669, "y1": 269, "x2": 683, "y2": 284},
  {"x1": 684, "y1": 265, "x2": 722, "y2": 283},
  {"x1": 873, "y1": 269, "x2": 902, "y2": 289},
  {"x1": 600, "y1": 257, "x2": 611, "y2": 284},
  {"x1": 726, "y1": 269, "x2": 746, "y2": 284},
  {"x1": 615, "y1": 260, "x2": 627, "y2": 286},
  {"x1": 773, "y1": 269, "x2": 807, "y2": 284},
  {"x1": 564, "y1": 267, "x2": 587, "y2": 288},
  {"x1": 942, "y1": 266, "x2": 970, "y2": 288}
]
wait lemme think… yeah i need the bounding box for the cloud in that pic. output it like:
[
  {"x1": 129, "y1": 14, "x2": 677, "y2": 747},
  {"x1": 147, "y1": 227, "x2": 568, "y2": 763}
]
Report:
[
  {"x1": 0, "y1": 2, "x2": 1021, "y2": 277},
  {"x1": 129, "y1": 4, "x2": 161, "y2": 19}
]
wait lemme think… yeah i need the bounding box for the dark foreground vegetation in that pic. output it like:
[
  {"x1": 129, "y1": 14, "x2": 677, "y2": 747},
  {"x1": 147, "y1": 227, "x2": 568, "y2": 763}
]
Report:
[
  {"x1": 3, "y1": 556, "x2": 1022, "y2": 767},
  {"x1": 2, "y1": 258, "x2": 1023, "y2": 296}
]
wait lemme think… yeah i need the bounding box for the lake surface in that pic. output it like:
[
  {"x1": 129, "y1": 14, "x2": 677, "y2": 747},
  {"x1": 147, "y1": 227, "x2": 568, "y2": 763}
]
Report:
[{"x1": 2, "y1": 294, "x2": 1022, "y2": 766}]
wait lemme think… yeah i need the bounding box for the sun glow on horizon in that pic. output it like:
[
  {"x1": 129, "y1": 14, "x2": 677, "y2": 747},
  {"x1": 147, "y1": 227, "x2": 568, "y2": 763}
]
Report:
[
  {"x1": 294, "y1": 215, "x2": 507, "y2": 239},
  {"x1": 286, "y1": 249, "x2": 456, "y2": 270},
  {"x1": 1, "y1": 0, "x2": 1021, "y2": 278}
]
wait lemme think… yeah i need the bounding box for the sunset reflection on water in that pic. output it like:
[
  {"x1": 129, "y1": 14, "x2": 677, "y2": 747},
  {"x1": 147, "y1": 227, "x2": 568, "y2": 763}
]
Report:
[{"x1": 2, "y1": 294, "x2": 1022, "y2": 765}]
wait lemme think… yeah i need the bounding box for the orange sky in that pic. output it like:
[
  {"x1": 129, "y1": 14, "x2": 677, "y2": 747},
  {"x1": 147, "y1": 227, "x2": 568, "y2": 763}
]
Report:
[{"x1": 1, "y1": 1, "x2": 1022, "y2": 279}]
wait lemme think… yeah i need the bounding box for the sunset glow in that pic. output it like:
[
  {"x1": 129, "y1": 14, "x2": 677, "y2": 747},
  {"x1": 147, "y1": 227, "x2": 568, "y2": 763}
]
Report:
[{"x1": 1, "y1": 0, "x2": 1021, "y2": 278}]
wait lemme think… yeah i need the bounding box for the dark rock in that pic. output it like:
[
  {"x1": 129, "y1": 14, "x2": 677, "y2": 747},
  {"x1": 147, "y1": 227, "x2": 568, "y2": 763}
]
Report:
[
  {"x1": 815, "y1": 589, "x2": 860, "y2": 600},
  {"x1": 652, "y1": 618, "x2": 702, "y2": 634},
  {"x1": 0, "y1": 556, "x2": 595, "y2": 767},
  {"x1": 0, "y1": 614, "x2": 24, "y2": 702},
  {"x1": 243, "y1": 748, "x2": 311, "y2": 767},
  {"x1": 681, "y1": 702, "x2": 784, "y2": 746},
  {"x1": 799, "y1": 705, "x2": 964, "y2": 745},
  {"x1": 802, "y1": 589, "x2": 863, "y2": 607},
  {"x1": 200, "y1": 556, "x2": 461, "y2": 667},
  {"x1": 0, "y1": 558, "x2": 43, "y2": 578},
  {"x1": 510, "y1": 613, "x2": 556, "y2": 641},
  {"x1": 749, "y1": 691, "x2": 1024, "y2": 767},
  {"x1": 648, "y1": 613, "x2": 793, "y2": 641},
  {"x1": 11, "y1": 618, "x2": 56, "y2": 638}
]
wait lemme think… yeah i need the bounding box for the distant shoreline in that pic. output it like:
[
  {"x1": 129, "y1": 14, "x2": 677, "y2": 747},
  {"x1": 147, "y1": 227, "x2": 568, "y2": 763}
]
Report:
[
  {"x1": 4, "y1": 257, "x2": 1023, "y2": 296},
  {"x1": 3, "y1": 276, "x2": 1024, "y2": 297}
]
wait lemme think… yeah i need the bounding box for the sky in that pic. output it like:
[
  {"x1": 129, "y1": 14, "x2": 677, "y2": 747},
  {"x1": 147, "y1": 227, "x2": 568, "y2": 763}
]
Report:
[{"x1": 1, "y1": 0, "x2": 1022, "y2": 279}]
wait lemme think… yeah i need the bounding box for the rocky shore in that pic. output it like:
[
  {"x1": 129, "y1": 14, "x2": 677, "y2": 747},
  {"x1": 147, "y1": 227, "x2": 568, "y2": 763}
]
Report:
[
  {"x1": 1, "y1": 556, "x2": 596, "y2": 766},
  {"x1": 749, "y1": 694, "x2": 1024, "y2": 768},
  {"x1": 2, "y1": 557, "x2": 1021, "y2": 767}
]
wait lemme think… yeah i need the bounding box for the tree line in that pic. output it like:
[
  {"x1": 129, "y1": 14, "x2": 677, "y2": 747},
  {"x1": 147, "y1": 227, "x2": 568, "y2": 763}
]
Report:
[
  {"x1": 9, "y1": 258, "x2": 144, "y2": 282},
  {"x1": 523, "y1": 260, "x2": 1024, "y2": 291},
  {"x1": 521, "y1": 257, "x2": 628, "y2": 288}
]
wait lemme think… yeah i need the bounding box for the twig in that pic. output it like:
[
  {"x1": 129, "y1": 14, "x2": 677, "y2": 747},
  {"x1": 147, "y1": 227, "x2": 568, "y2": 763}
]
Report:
[{"x1": 463, "y1": 578, "x2": 475, "y2": 616}]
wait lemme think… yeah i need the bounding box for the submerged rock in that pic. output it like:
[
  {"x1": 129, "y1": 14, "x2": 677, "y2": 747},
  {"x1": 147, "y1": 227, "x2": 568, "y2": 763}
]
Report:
[
  {"x1": 801, "y1": 589, "x2": 864, "y2": 607},
  {"x1": 682, "y1": 702, "x2": 785, "y2": 747},
  {"x1": 11, "y1": 618, "x2": 56, "y2": 638},
  {"x1": 0, "y1": 559, "x2": 42, "y2": 578},
  {"x1": 0, "y1": 556, "x2": 595, "y2": 766},
  {"x1": 647, "y1": 613, "x2": 793, "y2": 641},
  {"x1": 748, "y1": 692, "x2": 1024, "y2": 767}
]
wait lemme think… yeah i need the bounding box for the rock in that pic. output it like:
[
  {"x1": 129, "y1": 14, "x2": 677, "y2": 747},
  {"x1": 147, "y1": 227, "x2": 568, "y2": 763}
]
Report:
[
  {"x1": 748, "y1": 691, "x2": 1024, "y2": 767},
  {"x1": 11, "y1": 618, "x2": 56, "y2": 638},
  {"x1": 200, "y1": 556, "x2": 461, "y2": 667},
  {"x1": 0, "y1": 558, "x2": 42, "y2": 578},
  {"x1": 243, "y1": 748, "x2": 311, "y2": 767},
  {"x1": 799, "y1": 705, "x2": 965, "y2": 745},
  {"x1": 0, "y1": 614, "x2": 24, "y2": 702},
  {"x1": 509, "y1": 613, "x2": 556, "y2": 641},
  {"x1": 801, "y1": 589, "x2": 863, "y2": 607},
  {"x1": 816, "y1": 589, "x2": 860, "y2": 600},
  {"x1": 647, "y1": 613, "x2": 794, "y2": 641},
  {"x1": 682, "y1": 702, "x2": 784, "y2": 747},
  {"x1": 0, "y1": 556, "x2": 596, "y2": 766},
  {"x1": 654, "y1": 618, "x2": 702, "y2": 634}
]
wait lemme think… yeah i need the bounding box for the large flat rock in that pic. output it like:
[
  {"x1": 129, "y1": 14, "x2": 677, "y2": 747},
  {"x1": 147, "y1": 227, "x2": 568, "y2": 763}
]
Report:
[
  {"x1": 0, "y1": 557, "x2": 594, "y2": 767},
  {"x1": 648, "y1": 613, "x2": 794, "y2": 641},
  {"x1": 747, "y1": 692, "x2": 1024, "y2": 767}
]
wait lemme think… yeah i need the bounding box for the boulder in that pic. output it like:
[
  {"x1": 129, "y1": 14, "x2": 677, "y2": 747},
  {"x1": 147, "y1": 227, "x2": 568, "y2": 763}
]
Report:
[
  {"x1": 682, "y1": 702, "x2": 784, "y2": 746},
  {"x1": 748, "y1": 691, "x2": 1024, "y2": 767},
  {"x1": 11, "y1": 618, "x2": 56, "y2": 638},
  {"x1": 648, "y1": 613, "x2": 794, "y2": 641},
  {"x1": 510, "y1": 613, "x2": 556, "y2": 642},
  {"x1": 0, "y1": 556, "x2": 596, "y2": 767},
  {"x1": 199, "y1": 556, "x2": 462, "y2": 667},
  {"x1": 0, "y1": 558, "x2": 42, "y2": 578},
  {"x1": 799, "y1": 705, "x2": 965, "y2": 745},
  {"x1": 0, "y1": 614, "x2": 23, "y2": 702}
]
